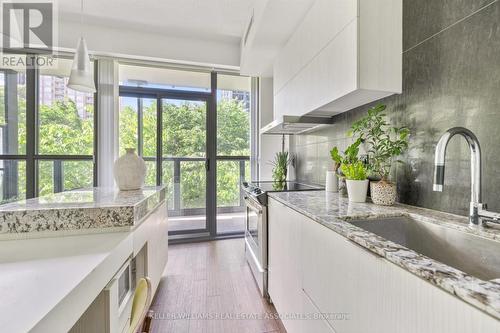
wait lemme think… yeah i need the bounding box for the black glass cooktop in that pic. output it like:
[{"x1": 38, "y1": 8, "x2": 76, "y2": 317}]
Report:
[{"x1": 245, "y1": 181, "x2": 323, "y2": 193}]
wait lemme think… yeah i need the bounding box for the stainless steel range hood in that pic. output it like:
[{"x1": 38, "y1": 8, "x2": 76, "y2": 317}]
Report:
[{"x1": 260, "y1": 115, "x2": 334, "y2": 135}]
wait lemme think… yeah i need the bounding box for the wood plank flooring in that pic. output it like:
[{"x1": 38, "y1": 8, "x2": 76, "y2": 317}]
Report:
[{"x1": 150, "y1": 239, "x2": 285, "y2": 333}]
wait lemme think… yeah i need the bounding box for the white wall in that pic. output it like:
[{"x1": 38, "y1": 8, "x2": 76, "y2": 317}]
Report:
[
  {"x1": 58, "y1": 19, "x2": 241, "y2": 69},
  {"x1": 258, "y1": 78, "x2": 294, "y2": 181}
]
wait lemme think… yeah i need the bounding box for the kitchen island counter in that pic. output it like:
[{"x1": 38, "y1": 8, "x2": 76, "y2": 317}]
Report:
[
  {"x1": 0, "y1": 186, "x2": 165, "y2": 237},
  {"x1": 0, "y1": 186, "x2": 169, "y2": 332}
]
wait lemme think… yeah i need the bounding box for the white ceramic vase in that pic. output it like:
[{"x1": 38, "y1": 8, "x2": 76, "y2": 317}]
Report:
[
  {"x1": 325, "y1": 171, "x2": 338, "y2": 192},
  {"x1": 346, "y1": 179, "x2": 369, "y2": 203},
  {"x1": 113, "y1": 148, "x2": 147, "y2": 191}
]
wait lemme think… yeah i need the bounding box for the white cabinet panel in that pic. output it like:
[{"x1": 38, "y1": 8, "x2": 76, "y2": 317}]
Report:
[
  {"x1": 274, "y1": 20, "x2": 358, "y2": 119},
  {"x1": 132, "y1": 202, "x2": 169, "y2": 296},
  {"x1": 268, "y1": 199, "x2": 303, "y2": 333},
  {"x1": 273, "y1": 0, "x2": 402, "y2": 118},
  {"x1": 273, "y1": 0, "x2": 357, "y2": 94},
  {"x1": 301, "y1": 289, "x2": 336, "y2": 333}
]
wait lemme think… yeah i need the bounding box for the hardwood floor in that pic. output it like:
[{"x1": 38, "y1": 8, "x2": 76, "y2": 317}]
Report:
[{"x1": 150, "y1": 238, "x2": 285, "y2": 333}]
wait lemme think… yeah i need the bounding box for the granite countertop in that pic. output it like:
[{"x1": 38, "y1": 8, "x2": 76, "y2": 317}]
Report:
[
  {"x1": 268, "y1": 190, "x2": 500, "y2": 320},
  {"x1": 0, "y1": 186, "x2": 166, "y2": 236}
]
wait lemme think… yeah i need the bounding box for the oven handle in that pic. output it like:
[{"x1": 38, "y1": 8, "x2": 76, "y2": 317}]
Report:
[
  {"x1": 244, "y1": 196, "x2": 263, "y2": 213},
  {"x1": 245, "y1": 236, "x2": 265, "y2": 273}
]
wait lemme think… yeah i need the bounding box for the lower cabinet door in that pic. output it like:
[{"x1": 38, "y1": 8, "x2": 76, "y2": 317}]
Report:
[
  {"x1": 268, "y1": 198, "x2": 303, "y2": 333},
  {"x1": 301, "y1": 289, "x2": 336, "y2": 333}
]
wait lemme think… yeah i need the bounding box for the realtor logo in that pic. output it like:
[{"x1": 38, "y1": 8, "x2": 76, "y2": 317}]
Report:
[{"x1": 1, "y1": 1, "x2": 54, "y2": 52}]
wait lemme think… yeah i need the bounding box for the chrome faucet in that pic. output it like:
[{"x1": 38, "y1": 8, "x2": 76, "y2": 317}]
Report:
[{"x1": 433, "y1": 127, "x2": 500, "y2": 227}]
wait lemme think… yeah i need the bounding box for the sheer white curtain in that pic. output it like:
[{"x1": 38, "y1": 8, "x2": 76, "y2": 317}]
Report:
[{"x1": 96, "y1": 58, "x2": 119, "y2": 187}]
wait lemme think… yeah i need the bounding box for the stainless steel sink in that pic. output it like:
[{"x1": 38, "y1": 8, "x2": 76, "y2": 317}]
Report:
[{"x1": 349, "y1": 216, "x2": 500, "y2": 281}]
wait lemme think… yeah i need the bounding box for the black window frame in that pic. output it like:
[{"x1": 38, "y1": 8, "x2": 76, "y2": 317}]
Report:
[
  {"x1": 0, "y1": 54, "x2": 98, "y2": 202},
  {"x1": 118, "y1": 69, "x2": 252, "y2": 241}
]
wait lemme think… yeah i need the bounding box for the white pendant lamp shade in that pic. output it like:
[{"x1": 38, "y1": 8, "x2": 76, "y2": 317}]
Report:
[{"x1": 67, "y1": 37, "x2": 96, "y2": 93}]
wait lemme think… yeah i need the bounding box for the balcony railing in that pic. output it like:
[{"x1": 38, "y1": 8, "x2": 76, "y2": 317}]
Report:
[
  {"x1": 145, "y1": 156, "x2": 249, "y2": 217},
  {"x1": 1, "y1": 156, "x2": 249, "y2": 216}
]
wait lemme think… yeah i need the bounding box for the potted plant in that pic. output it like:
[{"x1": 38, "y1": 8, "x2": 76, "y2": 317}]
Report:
[
  {"x1": 341, "y1": 161, "x2": 369, "y2": 202},
  {"x1": 350, "y1": 104, "x2": 410, "y2": 205},
  {"x1": 271, "y1": 151, "x2": 291, "y2": 190},
  {"x1": 330, "y1": 138, "x2": 362, "y2": 195}
]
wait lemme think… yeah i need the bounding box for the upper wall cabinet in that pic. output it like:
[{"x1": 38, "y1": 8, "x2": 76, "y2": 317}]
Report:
[
  {"x1": 273, "y1": 0, "x2": 402, "y2": 118},
  {"x1": 240, "y1": 0, "x2": 316, "y2": 77}
]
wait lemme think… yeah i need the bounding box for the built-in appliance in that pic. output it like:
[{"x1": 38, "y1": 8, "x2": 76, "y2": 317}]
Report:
[
  {"x1": 242, "y1": 181, "x2": 323, "y2": 300},
  {"x1": 260, "y1": 115, "x2": 334, "y2": 135}
]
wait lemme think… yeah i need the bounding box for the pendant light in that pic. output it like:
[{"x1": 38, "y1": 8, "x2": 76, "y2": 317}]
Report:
[{"x1": 67, "y1": 0, "x2": 96, "y2": 93}]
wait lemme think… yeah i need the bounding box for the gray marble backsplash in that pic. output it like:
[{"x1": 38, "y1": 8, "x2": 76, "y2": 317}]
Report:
[{"x1": 293, "y1": 0, "x2": 500, "y2": 217}]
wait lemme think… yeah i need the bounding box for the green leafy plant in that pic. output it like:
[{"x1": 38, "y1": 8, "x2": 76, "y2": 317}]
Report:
[
  {"x1": 340, "y1": 161, "x2": 368, "y2": 180},
  {"x1": 330, "y1": 147, "x2": 342, "y2": 172},
  {"x1": 350, "y1": 104, "x2": 410, "y2": 181},
  {"x1": 271, "y1": 151, "x2": 291, "y2": 184},
  {"x1": 329, "y1": 138, "x2": 362, "y2": 172}
]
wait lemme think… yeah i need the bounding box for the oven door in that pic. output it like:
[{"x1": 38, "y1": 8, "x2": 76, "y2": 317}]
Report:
[{"x1": 244, "y1": 196, "x2": 268, "y2": 298}]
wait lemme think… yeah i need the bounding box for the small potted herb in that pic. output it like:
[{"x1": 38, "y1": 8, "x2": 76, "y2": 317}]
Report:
[
  {"x1": 271, "y1": 151, "x2": 291, "y2": 190},
  {"x1": 341, "y1": 161, "x2": 369, "y2": 202},
  {"x1": 330, "y1": 138, "x2": 362, "y2": 195},
  {"x1": 351, "y1": 104, "x2": 409, "y2": 205}
]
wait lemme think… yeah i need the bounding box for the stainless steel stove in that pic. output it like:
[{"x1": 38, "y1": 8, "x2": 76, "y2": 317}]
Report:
[{"x1": 241, "y1": 181, "x2": 323, "y2": 300}]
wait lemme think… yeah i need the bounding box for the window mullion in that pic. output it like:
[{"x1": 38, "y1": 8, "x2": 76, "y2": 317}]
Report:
[
  {"x1": 25, "y1": 54, "x2": 38, "y2": 198},
  {"x1": 138, "y1": 98, "x2": 143, "y2": 156},
  {"x1": 156, "y1": 96, "x2": 162, "y2": 185}
]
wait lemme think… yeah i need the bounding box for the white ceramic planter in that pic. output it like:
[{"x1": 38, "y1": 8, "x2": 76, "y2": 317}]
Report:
[
  {"x1": 113, "y1": 148, "x2": 147, "y2": 191},
  {"x1": 325, "y1": 171, "x2": 338, "y2": 192},
  {"x1": 346, "y1": 179, "x2": 369, "y2": 203}
]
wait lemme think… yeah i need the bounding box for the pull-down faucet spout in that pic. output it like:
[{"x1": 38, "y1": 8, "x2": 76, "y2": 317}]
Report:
[{"x1": 433, "y1": 127, "x2": 500, "y2": 227}]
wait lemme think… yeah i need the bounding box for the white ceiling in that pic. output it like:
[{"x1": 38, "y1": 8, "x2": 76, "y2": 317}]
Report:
[{"x1": 59, "y1": 0, "x2": 256, "y2": 44}]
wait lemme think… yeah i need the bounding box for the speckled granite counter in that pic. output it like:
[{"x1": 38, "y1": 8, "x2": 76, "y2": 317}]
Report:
[
  {"x1": 0, "y1": 186, "x2": 166, "y2": 237},
  {"x1": 268, "y1": 191, "x2": 500, "y2": 320}
]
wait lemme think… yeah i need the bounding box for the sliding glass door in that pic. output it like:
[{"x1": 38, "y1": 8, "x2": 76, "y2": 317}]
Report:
[
  {"x1": 215, "y1": 75, "x2": 252, "y2": 235},
  {"x1": 119, "y1": 66, "x2": 254, "y2": 241},
  {"x1": 162, "y1": 98, "x2": 208, "y2": 234}
]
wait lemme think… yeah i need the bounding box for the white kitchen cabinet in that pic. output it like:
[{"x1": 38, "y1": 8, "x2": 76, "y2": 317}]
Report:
[
  {"x1": 144, "y1": 202, "x2": 169, "y2": 295},
  {"x1": 301, "y1": 289, "x2": 336, "y2": 333},
  {"x1": 268, "y1": 197, "x2": 500, "y2": 333},
  {"x1": 268, "y1": 198, "x2": 303, "y2": 333},
  {"x1": 273, "y1": 0, "x2": 402, "y2": 119},
  {"x1": 69, "y1": 203, "x2": 169, "y2": 333}
]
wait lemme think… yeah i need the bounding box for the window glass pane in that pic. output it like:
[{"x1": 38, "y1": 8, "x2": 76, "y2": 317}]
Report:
[
  {"x1": 119, "y1": 64, "x2": 210, "y2": 92},
  {"x1": 144, "y1": 159, "x2": 156, "y2": 186},
  {"x1": 63, "y1": 160, "x2": 94, "y2": 191},
  {"x1": 162, "y1": 160, "x2": 174, "y2": 210},
  {"x1": 38, "y1": 58, "x2": 94, "y2": 155},
  {"x1": 142, "y1": 98, "x2": 157, "y2": 157},
  {"x1": 119, "y1": 96, "x2": 138, "y2": 154},
  {"x1": 0, "y1": 58, "x2": 26, "y2": 155},
  {"x1": 38, "y1": 160, "x2": 93, "y2": 196},
  {"x1": 216, "y1": 160, "x2": 248, "y2": 234},
  {"x1": 162, "y1": 99, "x2": 206, "y2": 157},
  {"x1": 0, "y1": 159, "x2": 26, "y2": 203},
  {"x1": 217, "y1": 160, "x2": 244, "y2": 207},
  {"x1": 119, "y1": 97, "x2": 157, "y2": 157},
  {"x1": 217, "y1": 74, "x2": 251, "y2": 156},
  {"x1": 180, "y1": 160, "x2": 206, "y2": 210}
]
